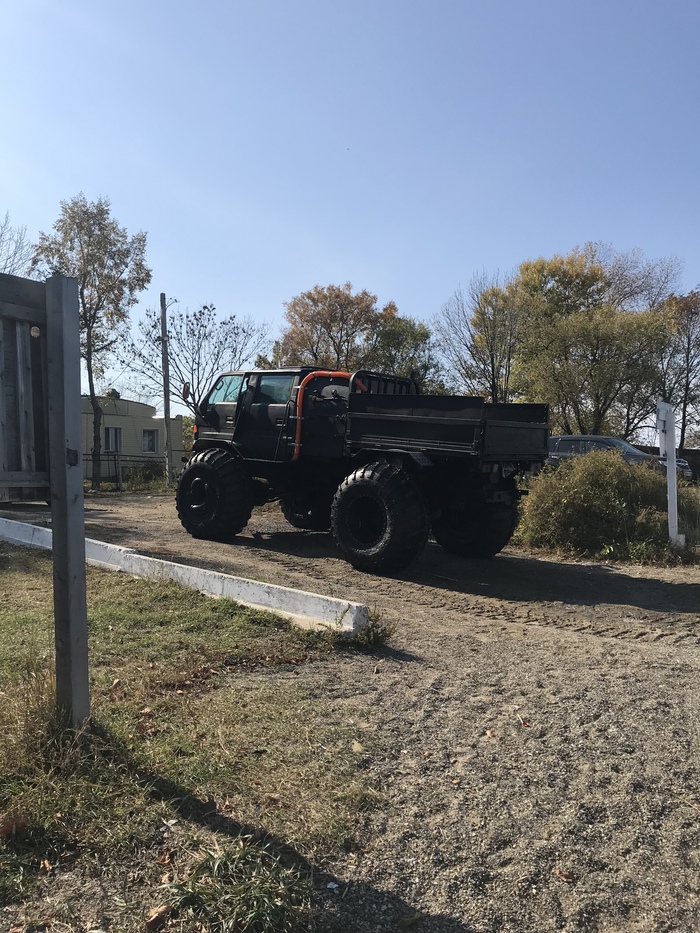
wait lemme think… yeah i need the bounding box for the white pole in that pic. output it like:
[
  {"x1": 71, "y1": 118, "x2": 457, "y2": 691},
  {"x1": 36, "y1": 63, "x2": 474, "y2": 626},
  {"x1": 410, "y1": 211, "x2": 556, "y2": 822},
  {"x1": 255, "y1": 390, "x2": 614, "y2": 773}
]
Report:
[{"x1": 656, "y1": 401, "x2": 685, "y2": 548}]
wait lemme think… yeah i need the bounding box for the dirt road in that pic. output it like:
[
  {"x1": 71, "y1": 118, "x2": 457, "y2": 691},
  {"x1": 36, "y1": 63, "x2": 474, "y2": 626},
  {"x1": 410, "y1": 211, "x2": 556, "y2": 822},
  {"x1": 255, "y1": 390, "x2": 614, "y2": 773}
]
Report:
[{"x1": 4, "y1": 494, "x2": 700, "y2": 932}]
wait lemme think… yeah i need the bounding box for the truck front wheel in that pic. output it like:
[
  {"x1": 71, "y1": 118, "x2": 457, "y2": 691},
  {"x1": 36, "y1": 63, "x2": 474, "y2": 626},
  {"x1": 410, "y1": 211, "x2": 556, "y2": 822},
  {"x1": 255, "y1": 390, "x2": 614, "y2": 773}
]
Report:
[
  {"x1": 176, "y1": 449, "x2": 253, "y2": 540},
  {"x1": 331, "y1": 462, "x2": 429, "y2": 572},
  {"x1": 432, "y1": 502, "x2": 518, "y2": 558}
]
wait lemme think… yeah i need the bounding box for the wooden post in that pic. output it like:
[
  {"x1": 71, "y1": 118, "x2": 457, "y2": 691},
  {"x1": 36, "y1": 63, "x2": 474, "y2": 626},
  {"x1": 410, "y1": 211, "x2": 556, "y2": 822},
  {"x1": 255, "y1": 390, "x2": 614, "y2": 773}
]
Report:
[
  {"x1": 160, "y1": 293, "x2": 173, "y2": 486},
  {"x1": 45, "y1": 275, "x2": 90, "y2": 726}
]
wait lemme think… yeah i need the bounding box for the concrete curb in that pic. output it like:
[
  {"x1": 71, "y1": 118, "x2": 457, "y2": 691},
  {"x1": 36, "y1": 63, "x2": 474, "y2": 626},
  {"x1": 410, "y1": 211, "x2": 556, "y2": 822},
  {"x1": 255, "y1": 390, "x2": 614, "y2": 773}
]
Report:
[{"x1": 0, "y1": 517, "x2": 368, "y2": 635}]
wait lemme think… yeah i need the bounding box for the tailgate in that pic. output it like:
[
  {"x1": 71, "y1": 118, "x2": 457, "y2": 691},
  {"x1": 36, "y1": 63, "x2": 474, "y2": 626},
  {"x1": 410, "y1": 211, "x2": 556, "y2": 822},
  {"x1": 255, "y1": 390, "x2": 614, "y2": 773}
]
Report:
[{"x1": 481, "y1": 403, "x2": 550, "y2": 461}]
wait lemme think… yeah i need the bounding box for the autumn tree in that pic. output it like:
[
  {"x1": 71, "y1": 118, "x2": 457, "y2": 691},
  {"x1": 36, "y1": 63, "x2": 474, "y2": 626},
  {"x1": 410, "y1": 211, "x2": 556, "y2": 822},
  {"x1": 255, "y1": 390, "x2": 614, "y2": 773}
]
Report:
[
  {"x1": 509, "y1": 245, "x2": 679, "y2": 436},
  {"x1": 659, "y1": 290, "x2": 700, "y2": 448},
  {"x1": 119, "y1": 303, "x2": 270, "y2": 414},
  {"x1": 434, "y1": 272, "x2": 520, "y2": 401},
  {"x1": 0, "y1": 211, "x2": 33, "y2": 276},
  {"x1": 262, "y1": 282, "x2": 444, "y2": 389},
  {"x1": 266, "y1": 283, "x2": 395, "y2": 371},
  {"x1": 359, "y1": 313, "x2": 444, "y2": 391},
  {"x1": 32, "y1": 194, "x2": 152, "y2": 488}
]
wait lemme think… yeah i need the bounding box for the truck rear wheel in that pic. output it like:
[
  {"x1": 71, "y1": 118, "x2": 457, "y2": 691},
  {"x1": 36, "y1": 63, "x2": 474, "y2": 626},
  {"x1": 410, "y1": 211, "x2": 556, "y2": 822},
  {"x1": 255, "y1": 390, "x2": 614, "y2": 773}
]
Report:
[
  {"x1": 280, "y1": 492, "x2": 333, "y2": 531},
  {"x1": 176, "y1": 449, "x2": 253, "y2": 540},
  {"x1": 331, "y1": 462, "x2": 429, "y2": 572},
  {"x1": 432, "y1": 502, "x2": 518, "y2": 558}
]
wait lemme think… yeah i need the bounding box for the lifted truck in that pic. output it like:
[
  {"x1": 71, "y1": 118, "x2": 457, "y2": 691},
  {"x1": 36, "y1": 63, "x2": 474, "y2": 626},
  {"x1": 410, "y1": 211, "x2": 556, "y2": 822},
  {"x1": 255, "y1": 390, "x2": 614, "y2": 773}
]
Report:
[{"x1": 176, "y1": 367, "x2": 549, "y2": 573}]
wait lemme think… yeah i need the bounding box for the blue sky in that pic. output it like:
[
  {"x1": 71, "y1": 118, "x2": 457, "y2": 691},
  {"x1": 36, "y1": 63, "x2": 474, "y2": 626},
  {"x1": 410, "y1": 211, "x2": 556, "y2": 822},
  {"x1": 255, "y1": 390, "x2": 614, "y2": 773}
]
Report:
[{"x1": 2, "y1": 0, "x2": 699, "y2": 365}]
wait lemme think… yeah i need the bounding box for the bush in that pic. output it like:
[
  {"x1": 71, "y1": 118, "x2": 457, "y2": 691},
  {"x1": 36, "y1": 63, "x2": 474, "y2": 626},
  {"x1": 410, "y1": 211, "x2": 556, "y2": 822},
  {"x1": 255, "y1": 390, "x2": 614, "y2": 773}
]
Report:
[{"x1": 515, "y1": 450, "x2": 700, "y2": 562}]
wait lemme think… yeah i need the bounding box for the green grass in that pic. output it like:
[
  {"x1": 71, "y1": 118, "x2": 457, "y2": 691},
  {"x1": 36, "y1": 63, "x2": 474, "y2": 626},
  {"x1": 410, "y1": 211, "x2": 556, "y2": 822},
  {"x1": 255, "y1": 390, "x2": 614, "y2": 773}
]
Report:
[{"x1": 0, "y1": 542, "x2": 381, "y2": 929}]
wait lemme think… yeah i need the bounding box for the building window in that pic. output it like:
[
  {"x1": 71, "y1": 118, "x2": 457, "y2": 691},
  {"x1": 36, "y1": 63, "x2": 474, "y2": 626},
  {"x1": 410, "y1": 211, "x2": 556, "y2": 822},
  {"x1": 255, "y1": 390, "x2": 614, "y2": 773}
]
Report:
[
  {"x1": 143, "y1": 429, "x2": 159, "y2": 453},
  {"x1": 104, "y1": 427, "x2": 122, "y2": 453}
]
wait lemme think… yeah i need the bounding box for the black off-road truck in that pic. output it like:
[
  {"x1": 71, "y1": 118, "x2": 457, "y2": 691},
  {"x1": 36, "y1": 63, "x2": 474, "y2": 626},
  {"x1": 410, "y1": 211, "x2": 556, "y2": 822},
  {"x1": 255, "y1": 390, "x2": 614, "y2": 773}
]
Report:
[{"x1": 176, "y1": 367, "x2": 549, "y2": 573}]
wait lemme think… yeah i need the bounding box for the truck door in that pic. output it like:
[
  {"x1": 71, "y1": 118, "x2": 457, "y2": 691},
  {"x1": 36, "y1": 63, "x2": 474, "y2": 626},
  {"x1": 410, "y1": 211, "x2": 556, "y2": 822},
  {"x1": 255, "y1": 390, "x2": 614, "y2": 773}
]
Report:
[
  {"x1": 200, "y1": 373, "x2": 248, "y2": 441},
  {"x1": 241, "y1": 372, "x2": 296, "y2": 461}
]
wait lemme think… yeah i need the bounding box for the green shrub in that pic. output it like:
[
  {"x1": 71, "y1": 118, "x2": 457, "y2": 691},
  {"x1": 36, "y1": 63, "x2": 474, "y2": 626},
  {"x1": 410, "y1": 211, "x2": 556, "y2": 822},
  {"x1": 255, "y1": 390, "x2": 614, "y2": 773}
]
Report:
[{"x1": 515, "y1": 450, "x2": 700, "y2": 562}]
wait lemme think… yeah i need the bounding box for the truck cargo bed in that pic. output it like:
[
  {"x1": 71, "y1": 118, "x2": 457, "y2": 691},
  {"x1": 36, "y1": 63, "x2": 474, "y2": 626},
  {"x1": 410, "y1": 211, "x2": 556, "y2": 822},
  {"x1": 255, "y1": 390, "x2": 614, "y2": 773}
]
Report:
[{"x1": 345, "y1": 394, "x2": 549, "y2": 462}]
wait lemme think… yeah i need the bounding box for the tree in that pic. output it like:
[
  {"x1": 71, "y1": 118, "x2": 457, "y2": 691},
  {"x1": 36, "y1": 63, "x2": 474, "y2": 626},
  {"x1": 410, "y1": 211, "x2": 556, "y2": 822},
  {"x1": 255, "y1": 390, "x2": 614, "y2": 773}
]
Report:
[
  {"x1": 359, "y1": 312, "x2": 445, "y2": 391},
  {"x1": 434, "y1": 272, "x2": 520, "y2": 401},
  {"x1": 266, "y1": 282, "x2": 394, "y2": 371},
  {"x1": 521, "y1": 302, "x2": 669, "y2": 435},
  {"x1": 511, "y1": 246, "x2": 680, "y2": 436},
  {"x1": 119, "y1": 303, "x2": 270, "y2": 414},
  {"x1": 0, "y1": 211, "x2": 33, "y2": 276},
  {"x1": 31, "y1": 194, "x2": 152, "y2": 488},
  {"x1": 660, "y1": 290, "x2": 700, "y2": 448},
  {"x1": 591, "y1": 242, "x2": 682, "y2": 311},
  {"x1": 262, "y1": 282, "x2": 444, "y2": 389}
]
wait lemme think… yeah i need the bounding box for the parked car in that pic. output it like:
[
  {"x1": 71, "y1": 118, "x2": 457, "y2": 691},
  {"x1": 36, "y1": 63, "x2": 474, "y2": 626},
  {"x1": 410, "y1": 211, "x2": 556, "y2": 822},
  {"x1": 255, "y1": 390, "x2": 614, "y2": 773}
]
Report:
[
  {"x1": 547, "y1": 435, "x2": 660, "y2": 469},
  {"x1": 657, "y1": 457, "x2": 693, "y2": 480}
]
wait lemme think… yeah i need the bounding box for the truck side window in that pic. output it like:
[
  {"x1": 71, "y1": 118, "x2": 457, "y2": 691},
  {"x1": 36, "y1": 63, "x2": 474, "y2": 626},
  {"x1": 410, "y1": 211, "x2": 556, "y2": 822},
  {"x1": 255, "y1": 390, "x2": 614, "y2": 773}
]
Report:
[
  {"x1": 208, "y1": 374, "x2": 245, "y2": 405},
  {"x1": 255, "y1": 373, "x2": 295, "y2": 405}
]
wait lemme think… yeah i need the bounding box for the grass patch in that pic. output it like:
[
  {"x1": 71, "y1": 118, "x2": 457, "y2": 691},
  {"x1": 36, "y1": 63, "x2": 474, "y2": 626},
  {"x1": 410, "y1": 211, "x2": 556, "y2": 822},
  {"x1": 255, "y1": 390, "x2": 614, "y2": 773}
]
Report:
[
  {"x1": 0, "y1": 542, "x2": 384, "y2": 929},
  {"x1": 168, "y1": 839, "x2": 313, "y2": 932}
]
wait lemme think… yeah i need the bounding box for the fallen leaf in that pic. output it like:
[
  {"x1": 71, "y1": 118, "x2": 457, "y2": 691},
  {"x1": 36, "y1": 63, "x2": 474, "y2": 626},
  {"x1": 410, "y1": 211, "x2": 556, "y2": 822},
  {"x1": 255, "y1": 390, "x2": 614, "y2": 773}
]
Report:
[
  {"x1": 139, "y1": 706, "x2": 153, "y2": 717},
  {"x1": 145, "y1": 904, "x2": 174, "y2": 930},
  {"x1": 155, "y1": 849, "x2": 176, "y2": 866},
  {"x1": 352, "y1": 741, "x2": 365, "y2": 753},
  {"x1": 555, "y1": 868, "x2": 576, "y2": 884}
]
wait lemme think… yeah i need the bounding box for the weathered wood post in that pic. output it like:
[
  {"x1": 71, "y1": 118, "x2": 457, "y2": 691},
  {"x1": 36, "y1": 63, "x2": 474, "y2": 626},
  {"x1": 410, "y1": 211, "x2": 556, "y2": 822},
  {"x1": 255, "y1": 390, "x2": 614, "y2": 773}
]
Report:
[{"x1": 46, "y1": 274, "x2": 90, "y2": 726}]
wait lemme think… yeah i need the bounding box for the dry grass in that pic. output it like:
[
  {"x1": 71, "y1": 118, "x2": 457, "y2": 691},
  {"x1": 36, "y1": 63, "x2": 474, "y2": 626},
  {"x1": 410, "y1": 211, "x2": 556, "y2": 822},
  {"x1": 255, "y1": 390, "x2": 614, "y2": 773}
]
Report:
[{"x1": 0, "y1": 542, "x2": 382, "y2": 930}]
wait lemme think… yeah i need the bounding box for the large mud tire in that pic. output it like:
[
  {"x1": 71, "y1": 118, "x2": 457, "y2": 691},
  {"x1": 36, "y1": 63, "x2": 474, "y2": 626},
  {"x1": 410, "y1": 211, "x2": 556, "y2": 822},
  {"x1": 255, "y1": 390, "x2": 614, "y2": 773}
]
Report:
[
  {"x1": 331, "y1": 462, "x2": 429, "y2": 572},
  {"x1": 432, "y1": 502, "x2": 518, "y2": 558},
  {"x1": 280, "y1": 492, "x2": 333, "y2": 531},
  {"x1": 176, "y1": 449, "x2": 253, "y2": 541}
]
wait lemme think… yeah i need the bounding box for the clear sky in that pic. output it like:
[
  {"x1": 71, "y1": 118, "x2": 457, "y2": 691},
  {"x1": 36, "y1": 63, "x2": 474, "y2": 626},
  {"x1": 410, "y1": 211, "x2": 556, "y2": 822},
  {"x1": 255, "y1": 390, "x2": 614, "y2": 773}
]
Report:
[{"x1": 2, "y1": 0, "x2": 699, "y2": 353}]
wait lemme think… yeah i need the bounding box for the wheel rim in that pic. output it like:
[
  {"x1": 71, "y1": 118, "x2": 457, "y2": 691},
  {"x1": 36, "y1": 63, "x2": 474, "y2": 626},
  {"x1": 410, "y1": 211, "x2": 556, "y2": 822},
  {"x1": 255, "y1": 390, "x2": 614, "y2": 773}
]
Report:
[
  {"x1": 346, "y1": 494, "x2": 387, "y2": 547},
  {"x1": 186, "y1": 473, "x2": 217, "y2": 520}
]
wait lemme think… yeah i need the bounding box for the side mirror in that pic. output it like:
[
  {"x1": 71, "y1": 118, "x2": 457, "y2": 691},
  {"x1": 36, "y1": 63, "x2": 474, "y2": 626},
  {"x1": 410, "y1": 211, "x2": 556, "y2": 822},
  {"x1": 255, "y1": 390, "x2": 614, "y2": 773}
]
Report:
[{"x1": 182, "y1": 382, "x2": 191, "y2": 401}]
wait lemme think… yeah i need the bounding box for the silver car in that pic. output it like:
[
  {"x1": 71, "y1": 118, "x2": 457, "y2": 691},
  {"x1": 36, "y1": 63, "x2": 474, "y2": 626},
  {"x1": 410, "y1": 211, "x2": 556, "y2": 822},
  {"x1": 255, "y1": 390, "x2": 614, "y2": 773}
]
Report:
[{"x1": 657, "y1": 457, "x2": 693, "y2": 480}]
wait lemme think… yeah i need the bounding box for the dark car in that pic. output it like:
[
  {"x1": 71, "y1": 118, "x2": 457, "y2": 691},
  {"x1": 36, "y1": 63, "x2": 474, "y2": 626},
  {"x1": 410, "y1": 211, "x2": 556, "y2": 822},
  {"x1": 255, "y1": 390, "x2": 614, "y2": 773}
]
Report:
[
  {"x1": 657, "y1": 456, "x2": 693, "y2": 480},
  {"x1": 547, "y1": 435, "x2": 660, "y2": 469}
]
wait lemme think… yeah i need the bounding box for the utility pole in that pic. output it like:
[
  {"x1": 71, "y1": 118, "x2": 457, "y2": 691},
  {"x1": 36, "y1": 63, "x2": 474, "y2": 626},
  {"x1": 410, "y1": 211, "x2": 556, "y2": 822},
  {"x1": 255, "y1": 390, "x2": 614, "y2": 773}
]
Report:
[{"x1": 160, "y1": 292, "x2": 173, "y2": 487}]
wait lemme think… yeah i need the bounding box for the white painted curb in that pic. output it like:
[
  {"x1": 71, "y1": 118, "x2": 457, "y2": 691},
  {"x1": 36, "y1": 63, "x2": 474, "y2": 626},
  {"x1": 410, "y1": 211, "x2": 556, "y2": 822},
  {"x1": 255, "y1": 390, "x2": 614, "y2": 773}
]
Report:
[{"x1": 0, "y1": 517, "x2": 368, "y2": 635}]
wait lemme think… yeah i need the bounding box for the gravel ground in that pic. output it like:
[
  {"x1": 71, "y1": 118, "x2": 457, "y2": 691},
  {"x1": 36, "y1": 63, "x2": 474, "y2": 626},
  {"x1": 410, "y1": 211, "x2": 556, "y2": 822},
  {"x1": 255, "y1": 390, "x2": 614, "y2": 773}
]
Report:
[{"x1": 2, "y1": 494, "x2": 700, "y2": 933}]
